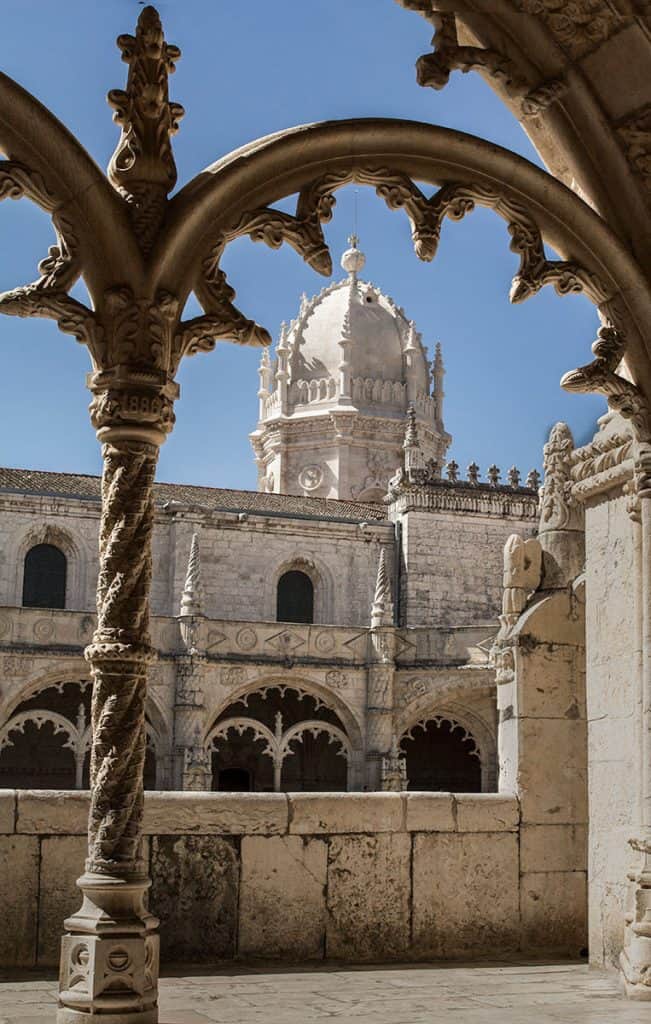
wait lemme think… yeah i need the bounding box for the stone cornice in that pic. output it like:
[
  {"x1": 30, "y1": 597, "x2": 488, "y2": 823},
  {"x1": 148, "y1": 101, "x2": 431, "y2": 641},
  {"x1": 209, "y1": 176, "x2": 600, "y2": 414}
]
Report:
[{"x1": 387, "y1": 478, "x2": 539, "y2": 520}]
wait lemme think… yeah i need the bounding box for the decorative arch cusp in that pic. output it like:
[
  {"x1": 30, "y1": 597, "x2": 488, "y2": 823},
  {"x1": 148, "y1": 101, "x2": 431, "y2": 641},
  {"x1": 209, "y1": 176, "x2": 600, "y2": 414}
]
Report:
[{"x1": 154, "y1": 118, "x2": 651, "y2": 422}]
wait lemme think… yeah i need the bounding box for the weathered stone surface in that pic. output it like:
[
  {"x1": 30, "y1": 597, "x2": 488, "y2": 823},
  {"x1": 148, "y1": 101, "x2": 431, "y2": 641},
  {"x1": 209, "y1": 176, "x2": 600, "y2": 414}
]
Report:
[
  {"x1": 326, "y1": 833, "x2": 410, "y2": 959},
  {"x1": 517, "y1": 719, "x2": 587, "y2": 825},
  {"x1": 151, "y1": 835, "x2": 239, "y2": 962},
  {"x1": 0, "y1": 836, "x2": 38, "y2": 967},
  {"x1": 454, "y1": 794, "x2": 519, "y2": 832},
  {"x1": 521, "y1": 824, "x2": 587, "y2": 873},
  {"x1": 0, "y1": 789, "x2": 15, "y2": 833},
  {"x1": 412, "y1": 832, "x2": 519, "y2": 957},
  {"x1": 38, "y1": 835, "x2": 86, "y2": 967},
  {"x1": 289, "y1": 792, "x2": 403, "y2": 834},
  {"x1": 16, "y1": 790, "x2": 89, "y2": 834},
  {"x1": 239, "y1": 836, "x2": 327, "y2": 959},
  {"x1": 520, "y1": 870, "x2": 587, "y2": 954},
  {"x1": 405, "y1": 792, "x2": 455, "y2": 832},
  {"x1": 144, "y1": 791, "x2": 288, "y2": 835}
]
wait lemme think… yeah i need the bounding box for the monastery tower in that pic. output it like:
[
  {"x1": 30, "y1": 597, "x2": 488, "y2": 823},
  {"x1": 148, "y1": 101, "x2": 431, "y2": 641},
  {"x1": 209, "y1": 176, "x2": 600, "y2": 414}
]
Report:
[{"x1": 250, "y1": 237, "x2": 451, "y2": 500}]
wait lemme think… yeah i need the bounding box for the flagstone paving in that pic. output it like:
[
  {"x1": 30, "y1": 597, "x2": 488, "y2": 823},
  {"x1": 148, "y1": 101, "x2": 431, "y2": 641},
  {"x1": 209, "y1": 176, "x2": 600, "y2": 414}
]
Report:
[{"x1": 0, "y1": 961, "x2": 647, "y2": 1023}]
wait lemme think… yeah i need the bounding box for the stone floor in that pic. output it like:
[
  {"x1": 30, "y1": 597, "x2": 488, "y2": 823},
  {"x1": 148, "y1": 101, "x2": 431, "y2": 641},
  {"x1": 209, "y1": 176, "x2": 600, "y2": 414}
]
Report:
[{"x1": 1, "y1": 962, "x2": 648, "y2": 1023}]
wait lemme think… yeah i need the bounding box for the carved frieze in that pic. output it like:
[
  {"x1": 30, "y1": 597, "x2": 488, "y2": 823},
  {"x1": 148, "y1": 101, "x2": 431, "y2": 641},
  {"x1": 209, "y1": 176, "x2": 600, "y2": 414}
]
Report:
[{"x1": 512, "y1": 1, "x2": 625, "y2": 61}]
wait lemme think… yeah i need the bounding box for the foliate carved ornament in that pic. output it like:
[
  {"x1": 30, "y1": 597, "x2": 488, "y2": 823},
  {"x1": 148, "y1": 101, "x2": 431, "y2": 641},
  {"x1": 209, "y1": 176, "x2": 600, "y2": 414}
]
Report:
[
  {"x1": 616, "y1": 106, "x2": 651, "y2": 196},
  {"x1": 107, "y1": 5, "x2": 184, "y2": 252},
  {"x1": 512, "y1": 0, "x2": 624, "y2": 61},
  {"x1": 539, "y1": 422, "x2": 582, "y2": 532},
  {"x1": 561, "y1": 326, "x2": 651, "y2": 445}
]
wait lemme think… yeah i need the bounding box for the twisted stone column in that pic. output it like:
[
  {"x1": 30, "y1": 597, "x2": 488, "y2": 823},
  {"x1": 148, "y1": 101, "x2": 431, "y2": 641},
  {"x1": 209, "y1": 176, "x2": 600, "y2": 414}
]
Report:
[{"x1": 58, "y1": 375, "x2": 174, "y2": 1023}]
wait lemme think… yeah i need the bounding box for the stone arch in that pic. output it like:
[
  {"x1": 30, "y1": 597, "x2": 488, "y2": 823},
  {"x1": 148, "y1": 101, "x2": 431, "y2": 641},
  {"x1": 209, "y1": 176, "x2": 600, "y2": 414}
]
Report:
[
  {"x1": 206, "y1": 673, "x2": 364, "y2": 781},
  {"x1": 399, "y1": 700, "x2": 497, "y2": 792},
  {"x1": 392, "y1": 4, "x2": 651, "y2": 266},
  {"x1": 158, "y1": 119, "x2": 651, "y2": 412},
  {"x1": 266, "y1": 556, "x2": 335, "y2": 625},
  {"x1": 11, "y1": 522, "x2": 89, "y2": 611}
]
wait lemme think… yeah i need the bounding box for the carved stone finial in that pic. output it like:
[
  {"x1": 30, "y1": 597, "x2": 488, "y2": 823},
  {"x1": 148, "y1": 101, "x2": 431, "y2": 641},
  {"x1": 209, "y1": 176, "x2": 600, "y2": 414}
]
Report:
[
  {"x1": 341, "y1": 235, "x2": 366, "y2": 277},
  {"x1": 445, "y1": 459, "x2": 459, "y2": 483},
  {"x1": 381, "y1": 735, "x2": 407, "y2": 792},
  {"x1": 526, "y1": 468, "x2": 541, "y2": 491},
  {"x1": 180, "y1": 532, "x2": 202, "y2": 617},
  {"x1": 107, "y1": 5, "x2": 184, "y2": 251},
  {"x1": 467, "y1": 461, "x2": 480, "y2": 485},
  {"x1": 371, "y1": 547, "x2": 394, "y2": 628},
  {"x1": 540, "y1": 423, "x2": 581, "y2": 532},
  {"x1": 507, "y1": 466, "x2": 521, "y2": 488},
  {"x1": 487, "y1": 464, "x2": 501, "y2": 487}
]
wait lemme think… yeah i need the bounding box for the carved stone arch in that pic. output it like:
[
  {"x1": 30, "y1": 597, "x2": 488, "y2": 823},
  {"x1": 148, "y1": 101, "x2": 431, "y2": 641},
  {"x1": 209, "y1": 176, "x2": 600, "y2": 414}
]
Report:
[
  {"x1": 11, "y1": 522, "x2": 90, "y2": 611},
  {"x1": 206, "y1": 672, "x2": 364, "y2": 761},
  {"x1": 0, "y1": 668, "x2": 91, "y2": 723},
  {"x1": 267, "y1": 555, "x2": 335, "y2": 625},
  {"x1": 158, "y1": 118, "x2": 651, "y2": 413},
  {"x1": 393, "y1": 3, "x2": 651, "y2": 267},
  {"x1": 400, "y1": 700, "x2": 497, "y2": 792}
]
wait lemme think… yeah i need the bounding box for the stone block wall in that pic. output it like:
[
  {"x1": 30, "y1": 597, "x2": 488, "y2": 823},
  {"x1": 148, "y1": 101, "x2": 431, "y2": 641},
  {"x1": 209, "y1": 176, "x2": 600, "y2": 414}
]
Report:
[
  {"x1": 0, "y1": 789, "x2": 586, "y2": 968},
  {"x1": 399, "y1": 512, "x2": 535, "y2": 627}
]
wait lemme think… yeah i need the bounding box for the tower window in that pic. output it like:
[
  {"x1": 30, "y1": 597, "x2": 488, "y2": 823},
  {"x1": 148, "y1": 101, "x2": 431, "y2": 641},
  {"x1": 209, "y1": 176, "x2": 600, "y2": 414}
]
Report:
[
  {"x1": 22, "y1": 544, "x2": 67, "y2": 609},
  {"x1": 277, "y1": 570, "x2": 314, "y2": 624}
]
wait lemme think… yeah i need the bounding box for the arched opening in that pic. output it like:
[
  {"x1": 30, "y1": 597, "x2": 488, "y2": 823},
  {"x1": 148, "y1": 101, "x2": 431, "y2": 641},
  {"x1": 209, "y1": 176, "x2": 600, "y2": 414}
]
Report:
[
  {"x1": 0, "y1": 717, "x2": 76, "y2": 789},
  {"x1": 22, "y1": 543, "x2": 67, "y2": 609},
  {"x1": 401, "y1": 717, "x2": 482, "y2": 792},
  {"x1": 277, "y1": 570, "x2": 314, "y2": 624},
  {"x1": 208, "y1": 685, "x2": 350, "y2": 792}
]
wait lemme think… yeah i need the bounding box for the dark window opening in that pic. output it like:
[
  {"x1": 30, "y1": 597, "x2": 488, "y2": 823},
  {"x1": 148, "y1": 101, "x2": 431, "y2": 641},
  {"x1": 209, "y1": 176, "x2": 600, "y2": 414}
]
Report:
[
  {"x1": 217, "y1": 767, "x2": 251, "y2": 791},
  {"x1": 23, "y1": 543, "x2": 67, "y2": 609},
  {"x1": 402, "y1": 718, "x2": 482, "y2": 792},
  {"x1": 277, "y1": 569, "x2": 314, "y2": 624}
]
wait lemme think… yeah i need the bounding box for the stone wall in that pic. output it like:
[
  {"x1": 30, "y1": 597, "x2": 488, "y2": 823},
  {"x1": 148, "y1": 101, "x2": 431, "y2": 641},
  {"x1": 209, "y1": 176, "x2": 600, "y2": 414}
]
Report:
[
  {"x1": 0, "y1": 789, "x2": 586, "y2": 968},
  {"x1": 399, "y1": 511, "x2": 535, "y2": 626},
  {"x1": 584, "y1": 491, "x2": 640, "y2": 968}
]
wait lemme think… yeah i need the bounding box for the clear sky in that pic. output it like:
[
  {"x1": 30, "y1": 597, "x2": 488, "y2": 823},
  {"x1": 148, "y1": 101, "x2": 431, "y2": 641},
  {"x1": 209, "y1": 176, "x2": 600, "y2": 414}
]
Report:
[{"x1": 0, "y1": 0, "x2": 605, "y2": 488}]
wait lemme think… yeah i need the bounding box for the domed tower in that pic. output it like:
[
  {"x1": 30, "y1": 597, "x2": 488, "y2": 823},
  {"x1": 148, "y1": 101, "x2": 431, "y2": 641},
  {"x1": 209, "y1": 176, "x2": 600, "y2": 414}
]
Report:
[{"x1": 250, "y1": 238, "x2": 452, "y2": 500}]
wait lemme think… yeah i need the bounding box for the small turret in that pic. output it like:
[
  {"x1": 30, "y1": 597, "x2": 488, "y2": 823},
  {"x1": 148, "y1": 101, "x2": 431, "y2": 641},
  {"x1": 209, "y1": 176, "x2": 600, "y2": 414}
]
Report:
[{"x1": 432, "y1": 342, "x2": 445, "y2": 427}]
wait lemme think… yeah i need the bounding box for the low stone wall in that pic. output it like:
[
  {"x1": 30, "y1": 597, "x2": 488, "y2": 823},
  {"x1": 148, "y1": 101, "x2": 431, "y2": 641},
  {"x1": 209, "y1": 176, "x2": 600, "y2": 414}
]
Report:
[{"x1": 0, "y1": 790, "x2": 586, "y2": 968}]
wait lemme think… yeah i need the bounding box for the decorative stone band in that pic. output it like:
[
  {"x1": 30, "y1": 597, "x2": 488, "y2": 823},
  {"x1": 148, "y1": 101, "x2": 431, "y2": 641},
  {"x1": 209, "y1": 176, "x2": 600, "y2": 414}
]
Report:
[
  {"x1": 387, "y1": 479, "x2": 539, "y2": 520},
  {"x1": 88, "y1": 367, "x2": 180, "y2": 447}
]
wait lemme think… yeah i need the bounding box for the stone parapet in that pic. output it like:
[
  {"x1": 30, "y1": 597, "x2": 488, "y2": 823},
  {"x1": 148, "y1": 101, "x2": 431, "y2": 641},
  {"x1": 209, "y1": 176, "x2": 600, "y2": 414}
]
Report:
[
  {"x1": 388, "y1": 479, "x2": 539, "y2": 519},
  {"x1": 0, "y1": 788, "x2": 586, "y2": 969}
]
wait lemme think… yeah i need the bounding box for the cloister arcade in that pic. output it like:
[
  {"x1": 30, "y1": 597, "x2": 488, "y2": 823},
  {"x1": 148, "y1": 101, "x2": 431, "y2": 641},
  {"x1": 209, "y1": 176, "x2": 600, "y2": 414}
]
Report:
[{"x1": 0, "y1": 2, "x2": 649, "y2": 1019}]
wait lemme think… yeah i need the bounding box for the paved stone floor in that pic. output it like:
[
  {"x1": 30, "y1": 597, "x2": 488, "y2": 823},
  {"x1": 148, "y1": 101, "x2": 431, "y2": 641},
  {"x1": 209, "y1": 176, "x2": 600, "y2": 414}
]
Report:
[{"x1": 1, "y1": 962, "x2": 649, "y2": 1023}]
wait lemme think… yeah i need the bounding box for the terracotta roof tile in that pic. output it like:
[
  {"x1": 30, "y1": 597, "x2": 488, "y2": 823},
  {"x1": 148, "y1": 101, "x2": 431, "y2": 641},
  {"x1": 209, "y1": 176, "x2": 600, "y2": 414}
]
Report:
[{"x1": 0, "y1": 467, "x2": 388, "y2": 523}]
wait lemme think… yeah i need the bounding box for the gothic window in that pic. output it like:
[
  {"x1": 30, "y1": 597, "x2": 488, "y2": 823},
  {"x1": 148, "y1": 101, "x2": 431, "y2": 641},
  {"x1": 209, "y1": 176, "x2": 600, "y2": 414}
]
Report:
[
  {"x1": 22, "y1": 543, "x2": 67, "y2": 609},
  {"x1": 401, "y1": 717, "x2": 482, "y2": 792},
  {"x1": 277, "y1": 569, "x2": 314, "y2": 624},
  {"x1": 208, "y1": 686, "x2": 350, "y2": 792}
]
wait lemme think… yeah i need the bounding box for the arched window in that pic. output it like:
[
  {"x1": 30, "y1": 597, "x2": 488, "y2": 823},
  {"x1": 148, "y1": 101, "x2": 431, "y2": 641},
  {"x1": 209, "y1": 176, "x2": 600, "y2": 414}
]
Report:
[
  {"x1": 277, "y1": 570, "x2": 314, "y2": 624},
  {"x1": 22, "y1": 544, "x2": 67, "y2": 609},
  {"x1": 401, "y1": 717, "x2": 482, "y2": 793}
]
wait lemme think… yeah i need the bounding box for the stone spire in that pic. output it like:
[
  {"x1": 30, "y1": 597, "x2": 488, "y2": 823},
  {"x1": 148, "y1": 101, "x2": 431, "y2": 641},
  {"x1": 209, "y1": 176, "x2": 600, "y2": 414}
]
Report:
[
  {"x1": 404, "y1": 320, "x2": 420, "y2": 402},
  {"x1": 338, "y1": 274, "x2": 356, "y2": 404},
  {"x1": 276, "y1": 321, "x2": 289, "y2": 413},
  {"x1": 257, "y1": 348, "x2": 272, "y2": 419},
  {"x1": 538, "y1": 422, "x2": 584, "y2": 587},
  {"x1": 402, "y1": 404, "x2": 424, "y2": 473},
  {"x1": 432, "y1": 342, "x2": 445, "y2": 426},
  {"x1": 180, "y1": 532, "x2": 202, "y2": 617},
  {"x1": 371, "y1": 547, "x2": 394, "y2": 628}
]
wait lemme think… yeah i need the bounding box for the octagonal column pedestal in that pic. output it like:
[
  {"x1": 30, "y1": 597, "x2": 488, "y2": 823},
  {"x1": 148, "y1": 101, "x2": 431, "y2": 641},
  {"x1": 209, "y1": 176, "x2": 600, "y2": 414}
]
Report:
[{"x1": 58, "y1": 873, "x2": 159, "y2": 1024}]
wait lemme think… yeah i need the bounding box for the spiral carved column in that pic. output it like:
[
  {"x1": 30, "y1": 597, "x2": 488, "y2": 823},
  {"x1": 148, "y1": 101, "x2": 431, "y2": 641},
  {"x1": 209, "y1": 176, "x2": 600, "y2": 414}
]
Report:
[{"x1": 58, "y1": 372, "x2": 176, "y2": 1024}]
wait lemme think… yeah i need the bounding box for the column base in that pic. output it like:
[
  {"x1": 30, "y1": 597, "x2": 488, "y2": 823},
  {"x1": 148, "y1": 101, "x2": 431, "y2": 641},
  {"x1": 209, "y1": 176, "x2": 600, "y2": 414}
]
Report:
[
  {"x1": 58, "y1": 871, "x2": 159, "y2": 1023},
  {"x1": 620, "y1": 950, "x2": 651, "y2": 1000}
]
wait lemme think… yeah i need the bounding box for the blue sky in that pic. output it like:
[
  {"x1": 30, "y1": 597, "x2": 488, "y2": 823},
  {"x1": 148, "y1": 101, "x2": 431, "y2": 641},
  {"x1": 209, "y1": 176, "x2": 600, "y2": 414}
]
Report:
[{"x1": 0, "y1": 0, "x2": 604, "y2": 488}]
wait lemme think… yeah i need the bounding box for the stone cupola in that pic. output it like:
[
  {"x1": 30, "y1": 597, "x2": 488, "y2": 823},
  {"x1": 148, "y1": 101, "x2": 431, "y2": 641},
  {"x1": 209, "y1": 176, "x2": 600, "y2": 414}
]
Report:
[{"x1": 250, "y1": 237, "x2": 452, "y2": 500}]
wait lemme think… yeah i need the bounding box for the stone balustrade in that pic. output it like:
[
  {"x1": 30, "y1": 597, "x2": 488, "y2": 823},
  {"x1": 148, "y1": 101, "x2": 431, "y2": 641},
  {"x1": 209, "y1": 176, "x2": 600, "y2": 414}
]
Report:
[{"x1": 0, "y1": 788, "x2": 585, "y2": 968}]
